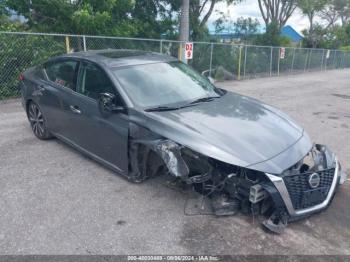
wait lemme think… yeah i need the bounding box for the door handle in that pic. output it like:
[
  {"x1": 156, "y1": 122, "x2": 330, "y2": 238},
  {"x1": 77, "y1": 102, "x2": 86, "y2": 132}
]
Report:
[
  {"x1": 38, "y1": 85, "x2": 46, "y2": 91},
  {"x1": 70, "y1": 105, "x2": 82, "y2": 114},
  {"x1": 33, "y1": 85, "x2": 45, "y2": 96}
]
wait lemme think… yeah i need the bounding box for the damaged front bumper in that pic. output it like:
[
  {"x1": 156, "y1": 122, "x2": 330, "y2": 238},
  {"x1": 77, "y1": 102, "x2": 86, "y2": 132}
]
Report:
[
  {"x1": 262, "y1": 144, "x2": 347, "y2": 233},
  {"x1": 266, "y1": 158, "x2": 340, "y2": 218},
  {"x1": 259, "y1": 145, "x2": 346, "y2": 233}
]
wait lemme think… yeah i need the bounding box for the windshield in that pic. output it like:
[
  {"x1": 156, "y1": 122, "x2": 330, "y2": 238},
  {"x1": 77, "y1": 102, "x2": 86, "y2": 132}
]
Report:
[{"x1": 112, "y1": 61, "x2": 220, "y2": 108}]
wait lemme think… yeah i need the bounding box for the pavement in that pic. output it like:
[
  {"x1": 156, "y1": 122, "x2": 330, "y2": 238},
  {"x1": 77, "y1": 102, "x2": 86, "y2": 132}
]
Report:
[{"x1": 0, "y1": 69, "x2": 350, "y2": 255}]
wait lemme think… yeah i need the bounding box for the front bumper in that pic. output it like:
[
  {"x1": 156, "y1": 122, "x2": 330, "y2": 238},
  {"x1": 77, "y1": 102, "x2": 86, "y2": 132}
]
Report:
[{"x1": 266, "y1": 156, "x2": 342, "y2": 218}]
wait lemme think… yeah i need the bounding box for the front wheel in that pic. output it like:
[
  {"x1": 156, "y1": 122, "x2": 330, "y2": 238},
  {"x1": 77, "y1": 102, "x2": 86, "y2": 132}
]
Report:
[{"x1": 27, "y1": 102, "x2": 52, "y2": 140}]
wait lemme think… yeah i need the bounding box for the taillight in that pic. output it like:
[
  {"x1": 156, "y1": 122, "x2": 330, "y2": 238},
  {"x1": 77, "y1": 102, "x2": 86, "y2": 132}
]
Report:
[{"x1": 19, "y1": 73, "x2": 24, "y2": 81}]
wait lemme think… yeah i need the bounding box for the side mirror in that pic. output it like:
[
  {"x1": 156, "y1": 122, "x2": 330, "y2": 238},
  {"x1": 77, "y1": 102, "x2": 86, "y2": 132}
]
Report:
[
  {"x1": 207, "y1": 76, "x2": 215, "y2": 84},
  {"x1": 201, "y1": 70, "x2": 215, "y2": 84},
  {"x1": 98, "y1": 92, "x2": 124, "y2": 117}
]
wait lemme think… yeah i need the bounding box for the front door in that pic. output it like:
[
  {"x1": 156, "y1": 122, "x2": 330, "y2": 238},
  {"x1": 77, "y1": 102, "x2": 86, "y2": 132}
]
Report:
[{"x1": 61, "y1": 61, "x2": 129, "y2": 175}]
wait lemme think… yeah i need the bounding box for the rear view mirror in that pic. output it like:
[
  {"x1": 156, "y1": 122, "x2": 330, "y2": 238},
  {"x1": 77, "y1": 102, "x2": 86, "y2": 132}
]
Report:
[{"x1": 98, "y1": 92, "x2": 124, "y2": 117}]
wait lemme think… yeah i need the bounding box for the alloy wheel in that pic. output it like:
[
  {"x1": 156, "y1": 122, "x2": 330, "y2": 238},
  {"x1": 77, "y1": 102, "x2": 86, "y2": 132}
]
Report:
[{"x1": 28, "y1": 102, "x2": 48, "y2": 139}]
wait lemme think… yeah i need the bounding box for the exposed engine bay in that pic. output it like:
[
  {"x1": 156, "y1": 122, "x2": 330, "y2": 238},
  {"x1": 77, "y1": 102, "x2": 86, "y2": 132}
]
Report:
[{"x1": 127, "y1": 124, "x2": 344, "y2": 234}]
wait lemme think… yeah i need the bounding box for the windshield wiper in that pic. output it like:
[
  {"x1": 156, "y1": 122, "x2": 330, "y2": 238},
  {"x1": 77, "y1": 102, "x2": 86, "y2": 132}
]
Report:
[
  {"x1": 144, "y1": 106, "x2": 180, "y2": 112},
  {"x1": 145, "y1": 96, "x2": 221, "y2": 112},
  {"x1": 188, "y1": 96, "x2": 220, "y2": 105}
]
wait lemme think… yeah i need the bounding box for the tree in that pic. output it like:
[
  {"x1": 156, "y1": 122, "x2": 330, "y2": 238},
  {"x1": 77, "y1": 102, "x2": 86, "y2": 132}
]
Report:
[
  {"x1": 187, "y1": 0, "x2": 240, "y2": 40},
  {"x1": 0, "y1": 0, "x2": 6, "y2": 16},
  {"x1": 319, "y1": 1, "x2": 339, "y2": 29},
  {"x1": 214, "y1": 15, "x2": 260, "y2": 41},
  {"x1": 131, "y1": 0, "x2": 178, "y2": 38},
  {"x1": 298, "y1": 0, "x2": 328, "y2": 47},
  {"x1": 233, "y1": 17, "x2": 260, "y2": 41},
  {"x1": 258, "y1": 0, "x2": 298, "y2": 31},
  {"x1": 0, "y1": 0, "x2": 25, "y2": 31},
  {"x1": 298, "y1": 0, "x2": 327, "y2": 33},
  {"x1": 254, "y1": 23, "x2": 291, "y2": 46},
  {"x1": 6, "y1": 0, "x2": 78, "y2": 33},
  {"x1": 257, "y1": 0, "x2": 298, "y2": 45},
  {"x1": 333, "y1": 0, "x2": 350, "y2": 25},
  {"x1": 5, "y1": 0, "x2": 180, "y2": 38}
]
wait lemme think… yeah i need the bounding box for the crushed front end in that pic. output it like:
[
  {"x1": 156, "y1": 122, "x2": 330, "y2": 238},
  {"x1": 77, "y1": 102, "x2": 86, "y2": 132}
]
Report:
[{"x1": 128, "y1": 129, "x2": 346, "y2": 233}]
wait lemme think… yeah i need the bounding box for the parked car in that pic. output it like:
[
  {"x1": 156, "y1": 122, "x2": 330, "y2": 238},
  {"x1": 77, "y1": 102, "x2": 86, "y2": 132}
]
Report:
[{"x1": 19, "y1": 50, "x2": 347, "y2": 233}]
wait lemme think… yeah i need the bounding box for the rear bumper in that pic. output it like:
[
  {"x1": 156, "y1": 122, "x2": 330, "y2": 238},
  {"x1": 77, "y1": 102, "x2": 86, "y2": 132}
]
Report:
[
  {"x1": 19, "y1": 82, "x2": 26, "y2": 109},
  {"x1": 266, "y1": 155, "x2": 342, "y2": 218}
]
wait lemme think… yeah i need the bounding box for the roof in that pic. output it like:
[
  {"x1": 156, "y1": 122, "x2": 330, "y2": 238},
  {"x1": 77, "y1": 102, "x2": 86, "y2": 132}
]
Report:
[
  {"x1": 281, "y1": 26, "x2": 303, "y2": 42},
  {"x1": 59, "y1": 49, "x2": 177, "y2": 68}
]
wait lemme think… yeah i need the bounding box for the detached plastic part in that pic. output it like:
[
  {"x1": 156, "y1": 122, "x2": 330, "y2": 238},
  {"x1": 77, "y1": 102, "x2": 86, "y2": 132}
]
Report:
[
  {"x1": 249, "y1": 184, "x2": 268, "y2": 203},
  {"x1": 145, "y1": 140, "x2": 190, "y2": 178},
  {"x1": 262, "y1": 212, "x2": 288, "y2": 234},
  {"x1": 339, "y1": 171, "x2": 347, "y2": 184},
  {"x1": 129, "y1": 138, "x2": 190, "y2": 182},
  {"x1": 338, "y1": 163, "x2": 348, "y2": 185},
  {"x1": 211, "y1": 194, "x2": 240, "y2": 216}
]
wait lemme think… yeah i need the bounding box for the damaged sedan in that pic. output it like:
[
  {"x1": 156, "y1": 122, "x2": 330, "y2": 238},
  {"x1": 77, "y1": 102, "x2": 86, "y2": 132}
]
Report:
[{"x1": 19, "y1": 50, "x2": 347, "y2": 233}]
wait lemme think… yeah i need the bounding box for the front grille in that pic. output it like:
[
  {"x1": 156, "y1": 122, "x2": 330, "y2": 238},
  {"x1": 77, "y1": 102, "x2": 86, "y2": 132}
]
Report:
[{"x1": 283, "y1": 168, "x2": 335, "y2": 210}]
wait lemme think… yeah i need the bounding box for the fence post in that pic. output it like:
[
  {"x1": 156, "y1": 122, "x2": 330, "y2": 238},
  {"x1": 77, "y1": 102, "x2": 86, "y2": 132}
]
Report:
[
  {"x1": 339, "y1": 51, "x2": 344, "y2": 69},
  {"x1": 321, "y1": 49, "x2": 325, "y2": 71},
  {"x1": 243, "y1": 45, "x2": 247, "y2": 79},
  {"x1": 270, "y1": 47, "x2": 273, "y2": 77},
  {"x1": 277, "y1": 48, "x2": 280, "y2": 76},
  {"x1": 159, "y1": 40, "x2": 163, "y2": 53},
  {"x1": 339, "y1": 51, "x2": 343, "y2": 68},
  {"x1": 178, "y1": 42, "x2": 183, "y2": 62},
  {"x1": 341, "y1": 51, "x2": 346, "y2": 68},
  {"x1": 308, "y1": 49, "x2": 313, "y2": 71},
  {"x1": 304, "y1": 49, "x2": 309, "y2": 72},
  {"x1": 237, "y1": 45, "x2": 242, "y2": 80},
  {"x1": 83, "y1": 35, "x2": 87, "y2": 51},
  {"x1": 291, "y1": 48, "x2": 296, "y2": 73},
  {"x1": 209, "y1": 43, "x2": 213, "y2": 77},
  {"x1": 65, "y1": 36, "x2": 70, "y2": 53}
]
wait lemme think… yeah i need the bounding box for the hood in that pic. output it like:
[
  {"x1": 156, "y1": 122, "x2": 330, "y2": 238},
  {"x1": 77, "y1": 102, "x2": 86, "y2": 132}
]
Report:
[{"x1": 131, "y1": 91, "x2": 312, "y2": 174}]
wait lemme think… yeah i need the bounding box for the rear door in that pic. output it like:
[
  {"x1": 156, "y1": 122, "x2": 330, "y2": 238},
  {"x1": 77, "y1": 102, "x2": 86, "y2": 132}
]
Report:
[
  {"x1": 39, "y1": 59, "x2": 80, "y2": 135},
  {"x1": 62, "y1": 61, "x2": 129, "y2": 175}
]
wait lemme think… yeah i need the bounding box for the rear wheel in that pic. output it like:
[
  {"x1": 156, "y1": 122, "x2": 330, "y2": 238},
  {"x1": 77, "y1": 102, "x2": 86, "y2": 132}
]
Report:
[{"x1": 27, "y1": 102, "x2": 52, "y2": 140}]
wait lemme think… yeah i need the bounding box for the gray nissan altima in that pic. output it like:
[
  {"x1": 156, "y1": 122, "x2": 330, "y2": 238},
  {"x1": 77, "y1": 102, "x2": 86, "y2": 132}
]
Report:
[{"x1": 20, "y1": 49, "x2": 347, "y2": 233}]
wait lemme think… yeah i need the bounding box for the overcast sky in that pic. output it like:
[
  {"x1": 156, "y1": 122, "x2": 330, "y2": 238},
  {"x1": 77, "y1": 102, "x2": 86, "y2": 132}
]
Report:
[{"x1": 208, "y1": 0, "x2": 310, "y2": 34}]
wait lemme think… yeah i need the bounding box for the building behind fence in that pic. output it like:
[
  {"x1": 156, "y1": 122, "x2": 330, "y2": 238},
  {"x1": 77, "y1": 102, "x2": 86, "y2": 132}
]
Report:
[{"x1": 1, "y1": 31, "x2": 350, "y2": 100}]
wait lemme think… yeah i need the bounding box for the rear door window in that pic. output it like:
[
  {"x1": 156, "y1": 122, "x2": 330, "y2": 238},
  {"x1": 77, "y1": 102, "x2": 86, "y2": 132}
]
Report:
[{"x1": 45, "y1": 60, "x2": 79, "y2": 90}]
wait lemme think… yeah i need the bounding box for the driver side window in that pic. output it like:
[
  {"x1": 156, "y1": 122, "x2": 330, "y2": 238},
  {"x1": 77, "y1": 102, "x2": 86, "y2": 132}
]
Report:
[{"x1": 77, "y1": 62, "x2": 117, "y2": 100}]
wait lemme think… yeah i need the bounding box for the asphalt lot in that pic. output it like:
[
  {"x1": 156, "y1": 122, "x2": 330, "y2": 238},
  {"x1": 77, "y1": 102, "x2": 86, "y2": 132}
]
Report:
[{"x1": 0, "y1": 69, "x2": 350, "y2": 255}]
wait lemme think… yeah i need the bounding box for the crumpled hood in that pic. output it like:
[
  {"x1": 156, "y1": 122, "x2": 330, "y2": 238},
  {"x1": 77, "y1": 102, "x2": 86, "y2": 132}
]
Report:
[{"x1": 132, "y1": 91, "x2": 312, "y2": 174}]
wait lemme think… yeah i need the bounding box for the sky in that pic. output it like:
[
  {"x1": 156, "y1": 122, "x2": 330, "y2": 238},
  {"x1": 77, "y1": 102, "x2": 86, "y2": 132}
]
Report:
[{"x1": 208, "y1": 0, "x2": 311, "y2": 35}]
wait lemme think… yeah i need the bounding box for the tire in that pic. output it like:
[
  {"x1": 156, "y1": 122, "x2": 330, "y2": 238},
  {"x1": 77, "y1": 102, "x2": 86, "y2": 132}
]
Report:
[{"x1": 27, "y1": 101, "x2": 52, "y2": 140}]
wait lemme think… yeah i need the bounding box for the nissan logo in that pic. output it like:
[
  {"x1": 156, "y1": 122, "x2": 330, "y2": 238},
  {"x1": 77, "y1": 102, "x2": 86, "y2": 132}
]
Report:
[{"x1": 309, "y1": 173, "x2": 321, "y2": 188}]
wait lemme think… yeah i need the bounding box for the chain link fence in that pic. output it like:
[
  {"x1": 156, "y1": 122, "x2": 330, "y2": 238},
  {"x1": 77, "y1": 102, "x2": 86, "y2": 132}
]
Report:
[{"x1": 1, "y1": 31, "x2": 350, "y2": 100}]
